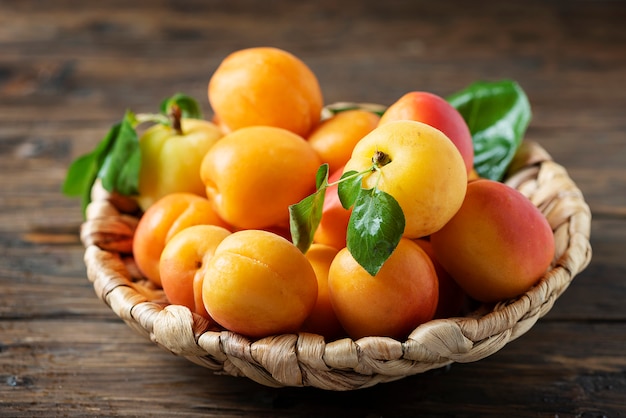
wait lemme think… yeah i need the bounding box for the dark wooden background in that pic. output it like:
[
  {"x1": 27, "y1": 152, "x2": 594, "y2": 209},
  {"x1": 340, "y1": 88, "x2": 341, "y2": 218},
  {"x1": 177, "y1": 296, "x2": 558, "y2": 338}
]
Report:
[{"x1": 1, "y1": 0, "x2": 625, "y2": 416}]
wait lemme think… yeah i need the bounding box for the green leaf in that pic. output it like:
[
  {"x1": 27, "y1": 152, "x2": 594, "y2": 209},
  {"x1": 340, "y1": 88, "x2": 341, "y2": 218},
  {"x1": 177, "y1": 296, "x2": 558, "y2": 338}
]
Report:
[
  {"x1": 315, "y1": 163, "x2": 329, "y2": 189},
  {"x1": 61, "y1": 121, "x2": 121, "y2": 215},
  {"x1": 337, "y1": 170, "x2": 363, "y2": 209},
  {"x1": 62, "y1": 111, "x2": 141, "y2": 217},
  {"x1": 98, "y1": 111, "x2": 141, "y2": 196},
  {"x1": 289, "y1": 164, "x2": 329, "y2": 253},
  {"x1": 323, "y1": 102, "x2": 387, "y2": 117},
  {"x1": 447, "y1": 80, "x2": 532, "y2": 181},
  {"x1": 160, "y1": 93, "x2": 203, "y2": 119},
  {"x1": 62, "y1": 154, "x2": 99, "y2": 198},
  {"x1": 347, "y1": 188, "x2": 405, "y2": 276}
]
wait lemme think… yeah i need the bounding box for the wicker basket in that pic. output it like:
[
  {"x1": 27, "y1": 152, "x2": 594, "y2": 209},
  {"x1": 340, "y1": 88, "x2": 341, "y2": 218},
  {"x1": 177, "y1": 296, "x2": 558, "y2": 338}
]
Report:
[{"x1": 80, "y1": 134, "x2": 592, "y2": 391}]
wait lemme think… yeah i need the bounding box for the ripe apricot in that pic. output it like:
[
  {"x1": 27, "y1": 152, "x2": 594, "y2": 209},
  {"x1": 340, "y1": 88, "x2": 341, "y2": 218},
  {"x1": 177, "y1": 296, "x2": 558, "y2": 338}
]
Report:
[
  {"x1": 344, "y1": 120, "x2": 467, "y2": 239},
  {"x1": 430, "y1": 179, "x2": 556, "y2": 303},
  {"x1": 378, "y1": 91, "x2": 474, "y2": 174},
  {"x1": 328, "y1": 238, "x2": 439, "y2": 340},
  {"x1": 136, "y1": 118, "x2": 223, "y2": 211},
  {"x1": 313, "y1": 166, "x2": 351, "y2": 250},
  {"x1": 208, "y1": 47, "x2": 324, "y2": 137},
  {"x1": 133, "y1": 193, "x2": 229, "y2": 287},
  {"x1": 160, "y1": 225, "x2": 231, "y2": 319},
  {"x1": 201, "y1": 230, "x2": 318, "y2": 338},
  {"x1": 200, "y1": 126, "x2": 321, "y2": 230},
  {"x1": 307, "y1": 109, "x2": 380, "y2": 174},
  {"x1": 301, "y1": 244, "x2": 345, "y2": 340},
  {"x1": 414, "y1": 239, "x2": 466, "y2": 318}
]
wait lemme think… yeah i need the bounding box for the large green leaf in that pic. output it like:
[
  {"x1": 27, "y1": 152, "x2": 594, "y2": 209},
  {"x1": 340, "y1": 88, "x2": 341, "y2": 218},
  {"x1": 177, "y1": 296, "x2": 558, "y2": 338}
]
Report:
[{"x1": 448, "y1": 80, "x2": 531, "y2": 181}]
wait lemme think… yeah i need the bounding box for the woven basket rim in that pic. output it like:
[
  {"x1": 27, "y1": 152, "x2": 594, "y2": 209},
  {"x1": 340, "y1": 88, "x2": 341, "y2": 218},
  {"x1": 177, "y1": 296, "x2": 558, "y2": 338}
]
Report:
[{"x1": 81, "y1": 130, "x2": 592, "y2": 390}]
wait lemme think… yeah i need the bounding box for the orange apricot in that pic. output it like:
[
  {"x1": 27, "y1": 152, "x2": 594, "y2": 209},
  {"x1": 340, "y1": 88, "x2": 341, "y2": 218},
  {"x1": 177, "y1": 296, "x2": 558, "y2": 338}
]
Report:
[
  {"x1": 160, "y1": 225, "x2": 231, "y2": 319},
  {"x1": 132, "y1": 193, "x2": 230, "y2": 287},
  {"x1": 200, "y1": 125, "x2": 321, "y2": 230},
  {"x1": 201, "y1": 230, "x2": 318, "y2": 338},
  {"x1": 301, "y1": 244, "x2": 345, "y2": 340},
  {"x1": 328, "y1": 238, "x2": 439, "y2": 340},
  {"x1": 430, "y1": 179, "x2": 555, "y2": 303},
  {"x1": 414, "y1": 239, "x2": 466, "y2": 319},
  {"x1": 208, "y1": 47, "x2": 324, "y2": 137},
  {"x1": 307, "y1": 109, "x2": 380, "y2": 174}
]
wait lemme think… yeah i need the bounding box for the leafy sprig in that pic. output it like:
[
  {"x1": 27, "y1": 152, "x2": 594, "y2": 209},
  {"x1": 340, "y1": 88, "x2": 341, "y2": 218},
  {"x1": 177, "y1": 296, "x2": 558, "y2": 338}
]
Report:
[
  {"x1": 289, "y1": 152, "x2": 405, "y2": 276},
  {"x1": 62, "y1": 93, "x2": 203, "y2": 216}
]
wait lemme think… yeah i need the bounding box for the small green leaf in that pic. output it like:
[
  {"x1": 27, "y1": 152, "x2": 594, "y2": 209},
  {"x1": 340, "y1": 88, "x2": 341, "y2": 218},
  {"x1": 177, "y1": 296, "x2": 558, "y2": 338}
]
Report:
[
  {"x1": 62, "y1": 121, "x2": 121, "y2": 215},
  {"x1": 98, "y1": 111, "x2": 141, "y2": 196},
  {"x1": 315, "y1": 163, "x2": 329, "y2": 189},
  {"x1": 160, "y1": 93, "x2": 203, "y2": 119},
  {"x1": 323, "y1": 102, "x2": 387, "y2": 117},
  {"x1": 337, "y1": 170, "x2": 363, "y2": 209},
  {"x1": 447, "y1": 80, "x2": 531, "y2": 181},
  {"x1": 62, "y1": 154, "x2": 98, "y2": 197},
  {"x1": 289, "y1": 164, "x2": 329, "y2": 253},
  {"x1": 347, "y1": 188, "x2": 405, "y2": 276}
]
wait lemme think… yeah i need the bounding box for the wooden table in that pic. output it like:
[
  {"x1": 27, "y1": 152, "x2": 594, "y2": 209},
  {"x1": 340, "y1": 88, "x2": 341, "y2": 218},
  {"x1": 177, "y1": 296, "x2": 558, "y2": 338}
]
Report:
[{"x1": 1, "y1": 1, "x2": 624, "y2": 416}]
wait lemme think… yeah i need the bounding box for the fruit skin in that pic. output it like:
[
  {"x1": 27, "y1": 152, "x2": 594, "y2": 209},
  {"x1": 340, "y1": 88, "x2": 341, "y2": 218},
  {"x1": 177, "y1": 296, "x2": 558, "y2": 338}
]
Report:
[
  {"x1": 301, "y1": 244, "x2": 345, "y2": 340},
  {"x1": 344, "y1": 120, "x2": 468, "y2": 239},
  {"x1": 313, "y1": 166, "x2": 351, "y2": 250},
  {"x1": 307, "y1": 109, "x2": 380, "y2": 174},
  {"x1": 430, "y1": 179, "x2": 556, "y2": 303},
  {"x1": 200, "y1": 125, "x2": 321, "y2": 230},
  {"x1": 378, "y1": 91, "x2": 474, "y2": 174},
  {"x1": 414, "y1": 239, "x2": 466, "y2": 318},
  {"x1": 133, "y1": 193, "x2": 230, "y2": 287},
  {"x1": 208, "y1": 47, "x2": 324, "y2": 137},
  {"x1": 201, "y1": 229, "x2": 318, "y2": 338},
  {"x1": 328, "y1": 238, "x2": 439, "y2": 340},
  {"x1": 160, "y1": 225, "x2": 231, "y2": 320},
  {"x1": 136, "y1": 118, "x2": 223, "y2": 211}
]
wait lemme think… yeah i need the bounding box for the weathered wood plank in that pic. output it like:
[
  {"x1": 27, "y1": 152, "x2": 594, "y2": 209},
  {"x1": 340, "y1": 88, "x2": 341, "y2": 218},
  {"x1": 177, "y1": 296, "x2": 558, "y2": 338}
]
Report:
[{"x1": 1, "y1": 319, "x2": 624, "y2": 417}]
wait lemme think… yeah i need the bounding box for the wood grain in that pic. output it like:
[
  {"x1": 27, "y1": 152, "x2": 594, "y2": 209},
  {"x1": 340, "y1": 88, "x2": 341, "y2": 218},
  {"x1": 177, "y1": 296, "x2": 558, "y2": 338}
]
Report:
[{"x1": 1, "y1": 0, "x2": 625, "y2": 415}]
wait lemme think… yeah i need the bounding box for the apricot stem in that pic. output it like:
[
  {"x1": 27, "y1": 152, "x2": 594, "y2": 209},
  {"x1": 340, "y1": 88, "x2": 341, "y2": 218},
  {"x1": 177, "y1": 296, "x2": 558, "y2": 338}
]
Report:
[
  {"x1": 169, "y1": 104, "x2": 184, "y2": 135},
  {"x1": 372, "y1": 150, "x2": 391, "y2": 168}
]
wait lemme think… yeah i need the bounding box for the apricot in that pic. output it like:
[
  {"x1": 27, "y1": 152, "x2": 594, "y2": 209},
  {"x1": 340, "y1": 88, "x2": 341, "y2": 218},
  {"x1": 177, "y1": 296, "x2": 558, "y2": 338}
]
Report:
[
  {"x1": 344, "y1": 120, "x2": 467, "y2": 239},
  {"x1": 414, "y1": 239, "x2": 466, "y2": 318},
  {"x1": 301, "y1": 244, "x2": 345, "y2": 340},
  {"x1": 136, "y1": 118, "x2": 223, "y2": 211},
  {"x1": 200, "y1": 126, "x2": 321, "y2": 230},
  {"x1": 208, "y1": 47, "x2": 324, "y2": 137},
  {"x1": 328, "y1": 238, "x2": 439, "y2": 340},
  {"x1": 430, "y1": 179, "x2": 555, "y2": 303},
  {"x1": 132, "y1": 193, "x2": 229, "y2": 287},
  {"x1": 201, "y1": 230, "x2": 318, "y2": 338},
  {"x1": 378, "y1": 91, "x2": 474, "y2": 174},
  {"x1": 307, "y1": 109, "x2": 380, "y2": 174},
  {"x1": 160, "y1": 225, "x2": 231, "y2": 319}
]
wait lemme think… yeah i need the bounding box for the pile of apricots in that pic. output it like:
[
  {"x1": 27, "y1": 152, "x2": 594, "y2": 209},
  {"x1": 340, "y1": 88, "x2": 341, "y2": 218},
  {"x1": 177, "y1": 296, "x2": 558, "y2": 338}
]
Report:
[{"x1": 131, "y1": 47, "x2": 555, "y2": 341}]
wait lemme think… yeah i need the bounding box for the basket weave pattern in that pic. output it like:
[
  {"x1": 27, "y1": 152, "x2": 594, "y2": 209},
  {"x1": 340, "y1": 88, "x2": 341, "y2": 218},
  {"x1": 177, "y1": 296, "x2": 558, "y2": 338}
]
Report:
[{"x1": 81, "y1": 139, "x2": 592, "y2": 390}]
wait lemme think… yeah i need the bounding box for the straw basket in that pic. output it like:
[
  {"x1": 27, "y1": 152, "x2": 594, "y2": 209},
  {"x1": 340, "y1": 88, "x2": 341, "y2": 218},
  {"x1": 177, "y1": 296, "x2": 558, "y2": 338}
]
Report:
[{"x1": 80, "y1": 116, "x2": 592, "y2": 390}]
